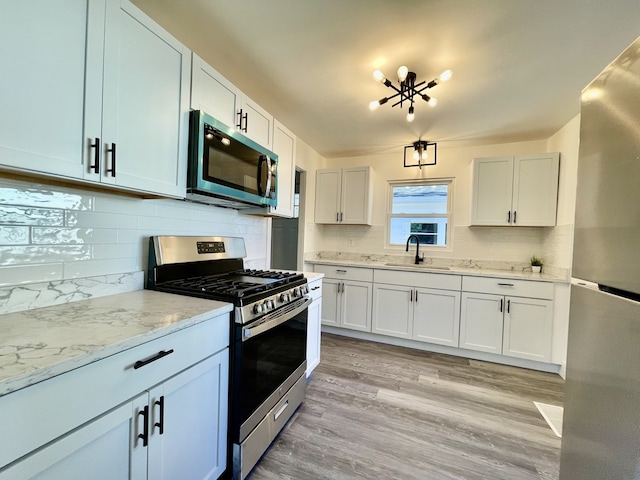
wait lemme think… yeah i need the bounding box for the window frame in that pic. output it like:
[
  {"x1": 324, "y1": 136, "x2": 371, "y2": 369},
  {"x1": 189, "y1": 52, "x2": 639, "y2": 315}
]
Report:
[{"x1": 386, "y1": 178, "x2": 454, "y2": 251}]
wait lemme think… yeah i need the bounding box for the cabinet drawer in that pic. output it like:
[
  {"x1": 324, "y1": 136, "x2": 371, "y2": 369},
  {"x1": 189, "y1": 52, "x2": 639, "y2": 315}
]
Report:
[
  {"x1": 313, "y1": 264, "x2": 373, "y2": 282},
  {"x1": 374, "y1": 269, "x2": 461, "y2": 291},
  {"x1": 307, "y1": 277, "x2": 323, "y2": 302},
  {"x1": 0, "y1": 314, "x2": 230, "y2": 469},
  {"x1": 462, "y1": 276, "x2": 554, "y2": 299}
]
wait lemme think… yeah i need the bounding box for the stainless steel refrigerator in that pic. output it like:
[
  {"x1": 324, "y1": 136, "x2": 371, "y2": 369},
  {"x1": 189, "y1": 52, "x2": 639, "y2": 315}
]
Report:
[{"x1": 559, "y1": 36, "x2": 640, "y2": 479}]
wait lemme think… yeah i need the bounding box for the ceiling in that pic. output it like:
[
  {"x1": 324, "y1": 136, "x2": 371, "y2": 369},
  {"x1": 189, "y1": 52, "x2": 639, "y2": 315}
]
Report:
[{"x1": 131, "y1": 0, "x2": 640, "y2": 158}]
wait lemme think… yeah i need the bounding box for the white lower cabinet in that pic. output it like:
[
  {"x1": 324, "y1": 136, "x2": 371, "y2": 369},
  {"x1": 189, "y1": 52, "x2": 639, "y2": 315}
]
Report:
[
  {"x1": 460, "y1": 276, "x2": 554, "y2": 362},
  {"x1": 0, "y1": 316, "x2": 230, "y2": 479},
  {"x1": 372, "y1": 270, "x2": 461, "y2": 347},
  {"x1": 306, "y1": 277, "x2": 323, "y2": 377},
  {"x1": 313, "y1": 265, "x2": 373, "y2": 332}
]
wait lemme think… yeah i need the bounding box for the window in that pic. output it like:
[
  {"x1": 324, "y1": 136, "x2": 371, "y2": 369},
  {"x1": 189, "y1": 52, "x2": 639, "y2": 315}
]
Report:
[{"x1": 387, "y1": 179, "x2": 453, "y2": 248}]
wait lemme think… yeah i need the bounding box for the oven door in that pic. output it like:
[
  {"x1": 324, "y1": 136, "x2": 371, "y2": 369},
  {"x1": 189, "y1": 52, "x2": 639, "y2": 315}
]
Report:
[{"x1": 232, "y1": 296, "x2": 310, "y2": 442}]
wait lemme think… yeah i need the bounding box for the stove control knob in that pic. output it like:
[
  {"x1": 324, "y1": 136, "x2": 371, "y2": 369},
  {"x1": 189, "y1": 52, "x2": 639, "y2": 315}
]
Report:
[
  {"x1": 266, "y1": 299, "x2": 275, "y2": 310},
  {"x1": 253, "y1": 304, "x2": 264, "y2": 315},
  {"x1": 280, "y1": 293, "x2": 290, "y2": 303},
  {"x1": 292, "y1": 287, "x2": 302, "y2": 298},
  {"x1": 302, "y1": 285, "x2": 309, "y2": 295}
]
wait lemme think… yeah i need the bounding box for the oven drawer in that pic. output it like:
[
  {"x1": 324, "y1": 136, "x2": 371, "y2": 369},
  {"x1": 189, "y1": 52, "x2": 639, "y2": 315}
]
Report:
[{"x1": 234, "y1": 374, "x2": 306, "y2": 480}]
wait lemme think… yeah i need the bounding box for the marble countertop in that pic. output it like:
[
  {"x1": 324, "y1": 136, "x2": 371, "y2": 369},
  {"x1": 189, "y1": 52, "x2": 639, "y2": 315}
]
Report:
[
  {"x1": 0, "y1": 290, "x2": 233, "y2": 397},
  {"x1": 307, "y1": 258, "x2": 566, "y2": 283}
]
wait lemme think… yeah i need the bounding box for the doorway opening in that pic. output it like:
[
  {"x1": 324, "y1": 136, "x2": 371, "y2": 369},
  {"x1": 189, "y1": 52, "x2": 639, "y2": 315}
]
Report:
[{"x1": 271, "y1": 170, "x2": 302, "y2": 270}]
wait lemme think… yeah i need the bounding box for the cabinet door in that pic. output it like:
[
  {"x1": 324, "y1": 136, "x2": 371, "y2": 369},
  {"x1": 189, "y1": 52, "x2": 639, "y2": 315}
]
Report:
[
  {"x1": 306, "y1": 297, "x2": 322, "y2": 377},
  {"x1": 0, "y1": 399, "x2": 143, "y2": 480},
  {"x1": 147, "y1": 351, "x2": 229, "y2": 480},
  {"x1": 503, "y1": 297, "x2": 553, "y2": 362},
  {"x1": 315, "y1": 169, "x2": 341, "y2": 223},
  {"x1": 341, "y1": 167, "x2": 372, "y2": 225},
  {"x1": 270, "y1": 120, "x2": 297, "y2": 217},
  {"x1": 320, "y1": 278, "x2": 341, "y2": 326},
  {"x1": 413, "y1": 288, "x2": 461, "y2": 347},
  {"x1": 240, "y1": 94, "x2": 273, "y2": 150},
  {"x1": 470, "y1": 156, "x2": 514, "y2": 226},
  {"x1": 101, "y1": 0, "x2": 189, "y2": 197},
  {"x1": 190, "y1": 53, "x2": 240, "y2": 128},
  {"x1": 512, "y1": 153, "x2": 560, "y2": 226},
  {"x1": 0, "y1": 0, "x2": 103, "y2": 180},
  {"x1": 341, "y1": 281, "x2": 373, "y2": 332},
  {"x1": 372, "y1": 284, "x2": 412, "y2": 339},
  {"x1": 459, "y1": 292, "x2": 504, "y2": 354}
]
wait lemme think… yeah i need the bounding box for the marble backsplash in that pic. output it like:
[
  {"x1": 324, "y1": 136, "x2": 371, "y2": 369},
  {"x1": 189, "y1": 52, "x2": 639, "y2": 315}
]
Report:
[{"x1": 0, "y1": 271, "x2": 144, "y2": 315}]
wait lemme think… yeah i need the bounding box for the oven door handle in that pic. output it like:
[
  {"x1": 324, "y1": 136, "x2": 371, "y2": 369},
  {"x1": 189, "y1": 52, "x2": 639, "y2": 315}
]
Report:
[{"x1": 242, "y1": 296, "x2": 311, "y2": 341}]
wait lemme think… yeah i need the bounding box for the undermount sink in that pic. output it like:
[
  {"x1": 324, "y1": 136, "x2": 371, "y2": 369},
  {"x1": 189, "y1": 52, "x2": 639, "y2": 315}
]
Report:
[{"x1": 384, "y1": 263, "x2": 450, "y2": 270}]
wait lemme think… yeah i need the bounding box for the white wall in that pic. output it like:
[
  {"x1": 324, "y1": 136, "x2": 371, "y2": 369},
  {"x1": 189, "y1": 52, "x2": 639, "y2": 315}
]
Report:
[{"x1": 319, "y1": 138, "x2": 563, "y2": 264}]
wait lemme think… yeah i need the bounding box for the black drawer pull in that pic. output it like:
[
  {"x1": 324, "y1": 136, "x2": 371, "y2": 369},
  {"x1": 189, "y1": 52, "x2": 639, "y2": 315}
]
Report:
[
  {"x1": 311, "y1": 286, "x2": 320, "y2": 291},
  {"x1": 497, "y1": 283, "x2": 514, "y2": 287},
  {"x1": 134, "y1": 349, "x2": 174, "y2": 369}
]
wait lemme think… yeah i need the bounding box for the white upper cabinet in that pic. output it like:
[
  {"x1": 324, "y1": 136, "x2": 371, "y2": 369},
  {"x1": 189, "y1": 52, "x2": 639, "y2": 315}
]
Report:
[
  {"x1": 98, "y1": 0, "x2": 190, "y2": 197},
  {"x1": 315, "y1": 166, "x2": 373, "y2": 225},
  {"x1": 0, "y1": 0, "x2": 96, "y2": 179},
  {"x1": 269, "y1": 120, "x2": 297, "y2": 217},
  {"x1": 470, "y1": 153, "x2": 560, "y2": 226},
  {"x1": 191, "y1": 53, "x2": 273, "y2": 150},
  {"x1": 191, "y1": 54, "x2": 241, "y2": 130},
  {"x1": 0, "y1": 0, "x2": 190, "y2": 198}
]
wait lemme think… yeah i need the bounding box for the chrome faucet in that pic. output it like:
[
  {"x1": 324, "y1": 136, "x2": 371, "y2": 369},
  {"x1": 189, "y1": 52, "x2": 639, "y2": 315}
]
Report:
[{"x1": 406, "y1": 235, "x2": 424, "y2": 265}]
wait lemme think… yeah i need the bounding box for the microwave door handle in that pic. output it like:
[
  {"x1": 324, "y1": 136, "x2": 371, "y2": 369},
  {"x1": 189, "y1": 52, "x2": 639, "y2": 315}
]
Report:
[{"x1": 258, "y1": 155, "x2": 271, "y2": 198}]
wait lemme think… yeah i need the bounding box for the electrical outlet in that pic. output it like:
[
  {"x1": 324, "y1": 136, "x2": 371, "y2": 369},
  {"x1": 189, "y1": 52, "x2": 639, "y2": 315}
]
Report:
[{"x1": 348, "y1": 238, "x2": 355, "y2": 246}]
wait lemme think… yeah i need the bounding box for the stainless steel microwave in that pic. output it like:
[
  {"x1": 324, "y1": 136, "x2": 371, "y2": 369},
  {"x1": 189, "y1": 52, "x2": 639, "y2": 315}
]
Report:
[{"x1": 187, "y1": 110, "x2": 278, "y2": 209}]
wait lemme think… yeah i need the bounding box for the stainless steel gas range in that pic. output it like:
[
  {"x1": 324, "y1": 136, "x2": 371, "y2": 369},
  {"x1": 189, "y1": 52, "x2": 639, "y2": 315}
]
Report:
[{"x1": 147, "y1": 235, "x2": 310, "y2": 480}]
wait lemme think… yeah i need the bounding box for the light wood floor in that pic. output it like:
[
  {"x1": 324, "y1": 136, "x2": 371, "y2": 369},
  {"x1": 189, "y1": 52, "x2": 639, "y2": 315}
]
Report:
[{"x1": 249, "y1": 333, "x2": 564, "y2": 480}]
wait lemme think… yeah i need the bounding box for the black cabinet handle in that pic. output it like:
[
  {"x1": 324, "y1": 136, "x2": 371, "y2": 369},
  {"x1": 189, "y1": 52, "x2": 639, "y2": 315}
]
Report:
[
  {"x1": 507, "y1": 210, "x2": 511, "y2": 223},
  {"x1": 89, "y1": 138, "x2": 100, "y2": 174},
  {"x1": 410, "y1": 289, "x2": 413, "y2": 302},
  {"x1": 513, "y1": 211, "x2": 517, "y2": 224},
  {"x1": 134, "y1": 349, "x2": 174, "y2": 369},
  {"x1": 498, "y1": 283, "x2": 515, "y2": 287},
  {"x1": 138, "y1": 405, "x2": 149, "y2": 447},
  {"x1": 154, "y1": 396, "x2": 165, "y2": 435},
  {"x1": 507, "y1": 299, "x2": 511, "y2": 313},
  {"x1": 415, "y1": 290, "x2": 418, "y2": 302},
  {"x1": 311, "y1": 286, "x2": 320, "y2": 291},
  {"x1": 500, "y1": 298, "x2": 503, "y2": 313},
  {"x1": 236, "y1": 109, "x2": 248, "y2": 132},
  {"x1": 106, "y1": 143, "x2": 116, "y2": 177},
  {"x1": 340, "y1": 212, "x2": 343, "y2": 222}
]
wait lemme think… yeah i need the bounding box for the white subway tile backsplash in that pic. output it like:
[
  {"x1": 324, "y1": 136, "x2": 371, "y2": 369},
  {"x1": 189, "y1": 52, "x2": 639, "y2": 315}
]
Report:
[
  {"x1": 0, "y1": 226, "x2": 29, "y2": 245},
  {"x1": 0, "y1": 246, "x2": 91, "y2": 265},
  {"x1": 63, "y1": 258, "x2": 143, "y2": 279},
  {"x1": 0, "y1": 206, "x2": 65, "y2": 226},
  {"x1": 0, "y1": 181, "x2": 93, "y2": 210},
  {"x1": 65, "y1": 210, "x2": 139, "y2": 229},
  {"x1": 0, "y1": 263, "x2": 63, "y2": 286},
  {"x1": 0, "y1": 176, "x2": 270, "y2": 312},
  {"x1": 31, "y1": 227, "x2": 119, "y2": 245}
]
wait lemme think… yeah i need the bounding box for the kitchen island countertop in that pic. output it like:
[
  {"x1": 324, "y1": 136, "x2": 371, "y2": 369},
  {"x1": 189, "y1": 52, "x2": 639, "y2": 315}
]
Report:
[{"x1": 0, "y1": 290, "x2": 233, "y2": 397}]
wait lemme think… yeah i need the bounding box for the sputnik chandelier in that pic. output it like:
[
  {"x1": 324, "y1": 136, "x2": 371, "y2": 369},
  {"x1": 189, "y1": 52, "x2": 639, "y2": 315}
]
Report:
[{"x1": 369, "y1": 66, "x2": 452, "y2": 122}]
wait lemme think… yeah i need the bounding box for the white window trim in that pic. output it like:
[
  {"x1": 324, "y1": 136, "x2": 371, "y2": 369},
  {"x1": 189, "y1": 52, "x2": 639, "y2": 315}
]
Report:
[{"x1": 385, "y1": 177, "x2": 455, "y2": 252}]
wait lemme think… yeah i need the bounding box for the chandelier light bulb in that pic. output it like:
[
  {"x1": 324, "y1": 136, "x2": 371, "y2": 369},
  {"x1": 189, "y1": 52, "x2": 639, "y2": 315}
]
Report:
[
  {"x1": 406, "y1": 106, "x2": 415, "y2": 122},
  {"x1": 372, "y1": 70, "x2": 386, "y2": 83},
  {"x1": 439, "y1": 69, "x2": 453, "y2": 82},
  {"x1": 428, "y1": 97, "x2": 438, "y2": 107},
  {"x1": 413, "y1": 149, "x2": 421, "y2": 161},
  {"x1": 369, "y1": 100, "x2": 380, "y2": 111},
  {"x1": 397, "y1": 65, "x2": 409, "y2": 82}
]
